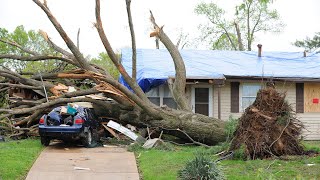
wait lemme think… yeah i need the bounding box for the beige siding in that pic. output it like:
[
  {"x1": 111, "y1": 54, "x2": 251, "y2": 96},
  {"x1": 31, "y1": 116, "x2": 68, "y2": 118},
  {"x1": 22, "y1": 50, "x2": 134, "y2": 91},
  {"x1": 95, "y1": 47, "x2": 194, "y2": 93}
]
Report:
[
  {"x1": 297, "y1": 113, "x2": 320, "y2": 140},
  {"x1": 275, "y1": 82, "x2": 296, "y2": 110},
  {"x1": 213, "y1": 82, "x2": 241, "y2": 120}
]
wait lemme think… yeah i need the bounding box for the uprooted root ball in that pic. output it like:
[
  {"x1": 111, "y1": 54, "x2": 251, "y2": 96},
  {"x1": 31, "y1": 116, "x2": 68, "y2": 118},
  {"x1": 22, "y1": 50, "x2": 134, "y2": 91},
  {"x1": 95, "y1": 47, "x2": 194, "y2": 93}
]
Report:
[{"x1": 229, "y1": 87, "x2": 304, "y2": 159}]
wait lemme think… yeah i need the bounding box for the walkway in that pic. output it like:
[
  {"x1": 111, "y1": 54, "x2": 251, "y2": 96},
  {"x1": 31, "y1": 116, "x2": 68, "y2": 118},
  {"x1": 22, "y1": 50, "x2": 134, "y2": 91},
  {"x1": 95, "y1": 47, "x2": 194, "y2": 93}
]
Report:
[{"x1": 26, "y1": 142, "x2": 139, "y2": 180}]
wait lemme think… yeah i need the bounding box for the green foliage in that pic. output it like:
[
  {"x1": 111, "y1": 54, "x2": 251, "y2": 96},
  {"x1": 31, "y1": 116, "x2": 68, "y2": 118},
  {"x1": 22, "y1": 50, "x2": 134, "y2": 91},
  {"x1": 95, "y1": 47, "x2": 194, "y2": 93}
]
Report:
[
  {"x1": 0, "y1": 25, "x2": 61, "y2": 72},
  {"x1": 0, "y1": 91, "x2": 8, "y2": 108},
  {"x1": 293, "y1": 32, "x2": 320, "y2": 52},
  {"x1": 135, "y1": 142, "x2": 320, "y2": 179},
  {"x1": 225, "y1": 115, "x2": 239, "y2": 142},
  {"x1": 303, "y1": 141, "x2": 320, "y2": 153},
  {"x1": 0, "y1": 139, "x2": 43, "y2": 180},
  {"x1": 232, "y1": 144, "x2": 247, "y2": 160},
  {"x1": 178, "y1": 152, "x2": 225, "y2": 180},
  {"x1": 195, "y1": 0, "x2": 284, "y2": 51},
  {"x1": 90, "y1": 52, "x2": 119, "y2": 79},
  {"x1": 195, "y1": 2, "x2": 236, "y2": 50}
]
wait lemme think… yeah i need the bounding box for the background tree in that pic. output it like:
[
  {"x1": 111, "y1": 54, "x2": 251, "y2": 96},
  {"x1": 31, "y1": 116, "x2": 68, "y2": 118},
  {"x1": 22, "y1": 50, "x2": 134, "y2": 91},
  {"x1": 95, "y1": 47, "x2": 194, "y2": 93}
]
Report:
[
  {"x1": 293, "y1": 32, "x2": 320, "y2": 52},
  {"x1": 0, "y1": 25, "x2": 64, "y2": 72},
  {"x1": 90, "y1": 52, "x2": 119, "y2": 78},
  {"x1": 195, "y1": 0, "x2": 284, "y2": 51}
]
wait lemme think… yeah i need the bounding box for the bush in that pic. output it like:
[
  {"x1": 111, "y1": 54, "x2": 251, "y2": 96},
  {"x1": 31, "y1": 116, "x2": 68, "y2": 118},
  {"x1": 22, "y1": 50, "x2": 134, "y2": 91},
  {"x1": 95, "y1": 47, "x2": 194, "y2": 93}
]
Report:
[
  {"x1": 178, "y1": 152, "x2": 225, "y2": 180},
  {"x1": 224, "y1": 115, "x2": 239, "y2": 142}
]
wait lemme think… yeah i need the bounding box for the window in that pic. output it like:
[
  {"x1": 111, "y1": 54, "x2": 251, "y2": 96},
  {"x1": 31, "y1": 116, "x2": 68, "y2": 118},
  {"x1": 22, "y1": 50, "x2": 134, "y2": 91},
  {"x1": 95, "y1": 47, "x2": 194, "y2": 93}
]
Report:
[
  {"x1": 146, "y1": 86, "x2": 160, "y2": 106},
  {"x1": 162, "y1": 85, "x2": 177, "y2": 109},
  {"x1": 146, "y1": 84, "x2": 177, "y2": 109},
  {"x1": 191, "y1": 86, "x2": 213, "y2": 117},
  {"x1": 241, "y1": 84, "x2": 261, "y2": 111}
]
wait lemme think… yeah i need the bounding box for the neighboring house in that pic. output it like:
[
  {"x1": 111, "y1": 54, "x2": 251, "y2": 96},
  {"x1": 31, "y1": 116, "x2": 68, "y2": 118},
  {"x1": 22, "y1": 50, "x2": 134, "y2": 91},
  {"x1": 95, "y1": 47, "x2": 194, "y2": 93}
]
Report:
[{"x1": 120, "y1": 48, "x2": 320, "y2": 140}]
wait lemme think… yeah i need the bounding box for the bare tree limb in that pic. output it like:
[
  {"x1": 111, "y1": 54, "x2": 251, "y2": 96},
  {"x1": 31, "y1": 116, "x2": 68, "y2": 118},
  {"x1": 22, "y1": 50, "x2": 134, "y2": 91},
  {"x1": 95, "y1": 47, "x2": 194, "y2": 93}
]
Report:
[
  {"x1": 94, "y1": 0, "x2": 161, "y2": 118},
  {"x1": 0, "y1": 39, "x2": 40, "y2": 56},
  {"x1": 33, "y1": 0, "x2": 97, "y2": 72},
  {"x1": 0, "y1": 54, "x2": 77, "y2": 66},
  {"x1": 0, "y1": 69, "x2": 54, "y2": 89},
  {"x1": 39, "y1": 30, "x2": 75, "y2": 59},
  {"x1": 0, "y1": 83, "x2": 42, "y2": 90},
  {"x1": 125, "y1": 0, "x2": 137, "y2": 81},
  {"x1": 77, "y1": 28, "x2": 80, "y2": 49},
  {"x1": 163, "y1": 128, "x2": 210, "y2": 148},
  {"x1": 0, "y1": 97, "x2": 105, "y2": 119},
  {"x1": 149, "y1": 11, "x2": 191, "y2": 111},
  {"x1": 234, "y1": 21, "x2": 244, "y2": 51}
]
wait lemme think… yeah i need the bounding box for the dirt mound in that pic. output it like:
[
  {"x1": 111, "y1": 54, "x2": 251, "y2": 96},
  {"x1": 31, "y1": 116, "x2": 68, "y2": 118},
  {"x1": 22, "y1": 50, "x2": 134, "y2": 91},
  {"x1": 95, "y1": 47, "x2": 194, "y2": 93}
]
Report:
[{"x1": 230, "y1": 87, "x2": 305, "y2": 159}]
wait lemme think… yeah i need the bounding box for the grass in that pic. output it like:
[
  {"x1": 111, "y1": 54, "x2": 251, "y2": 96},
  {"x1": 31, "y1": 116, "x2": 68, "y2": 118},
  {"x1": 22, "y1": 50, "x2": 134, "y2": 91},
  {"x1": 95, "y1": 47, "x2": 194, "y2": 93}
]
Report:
[
  {"x1": 0, "y1": 138, "x2": 44, "y2": 180},
  {"x1": 132, "y1": 141, "x2": 320, "y2": 180}
]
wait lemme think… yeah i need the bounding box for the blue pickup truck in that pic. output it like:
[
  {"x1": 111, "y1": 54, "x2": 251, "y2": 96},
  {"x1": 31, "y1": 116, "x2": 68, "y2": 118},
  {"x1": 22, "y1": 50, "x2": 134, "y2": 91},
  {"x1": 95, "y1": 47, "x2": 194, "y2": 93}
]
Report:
[{"x1": 39, "y1": 106, "x2": 100, "y2": 147}]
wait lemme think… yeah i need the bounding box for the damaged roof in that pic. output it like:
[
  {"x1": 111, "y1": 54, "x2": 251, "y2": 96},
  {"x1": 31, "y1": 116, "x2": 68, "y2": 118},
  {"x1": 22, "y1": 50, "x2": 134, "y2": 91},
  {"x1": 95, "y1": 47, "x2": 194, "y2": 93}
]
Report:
[{"x1": 120, "y1": 48, "x2": 320, "y2": 92}]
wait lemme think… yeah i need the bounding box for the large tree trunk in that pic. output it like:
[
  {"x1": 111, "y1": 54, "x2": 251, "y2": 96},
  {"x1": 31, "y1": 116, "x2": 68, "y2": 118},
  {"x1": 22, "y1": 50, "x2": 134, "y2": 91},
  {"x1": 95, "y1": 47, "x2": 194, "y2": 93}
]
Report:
[{"x1": 93, "y1": 103, "x2": 226, "y2": 145}]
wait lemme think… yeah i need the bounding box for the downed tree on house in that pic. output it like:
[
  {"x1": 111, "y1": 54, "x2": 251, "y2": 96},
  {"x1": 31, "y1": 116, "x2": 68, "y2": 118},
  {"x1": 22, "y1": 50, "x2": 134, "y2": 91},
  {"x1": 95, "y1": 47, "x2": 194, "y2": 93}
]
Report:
[
  {"x1": 229, "y1": 86, "x2": 305, "y2": 159},
  {"x1": 0, "y1": 0, "x2": 226, "y2": 145}
]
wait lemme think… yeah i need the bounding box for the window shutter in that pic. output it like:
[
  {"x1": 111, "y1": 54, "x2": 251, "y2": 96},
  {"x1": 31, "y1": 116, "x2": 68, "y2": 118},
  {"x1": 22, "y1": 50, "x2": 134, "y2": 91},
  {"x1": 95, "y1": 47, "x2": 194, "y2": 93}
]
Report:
[
  {"x1": 231, "y1": 82, "x2": 240, "y2": 113},
  {"x1": 296, "y1": 83, "x2": 304, "y2": 113}
]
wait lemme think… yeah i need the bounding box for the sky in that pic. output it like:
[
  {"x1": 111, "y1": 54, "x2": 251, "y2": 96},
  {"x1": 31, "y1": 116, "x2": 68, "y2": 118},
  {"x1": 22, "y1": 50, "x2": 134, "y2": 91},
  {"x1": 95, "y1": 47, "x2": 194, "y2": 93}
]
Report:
[{"x1": 0, "y1": 0, "x2": 320, "y2": 57}]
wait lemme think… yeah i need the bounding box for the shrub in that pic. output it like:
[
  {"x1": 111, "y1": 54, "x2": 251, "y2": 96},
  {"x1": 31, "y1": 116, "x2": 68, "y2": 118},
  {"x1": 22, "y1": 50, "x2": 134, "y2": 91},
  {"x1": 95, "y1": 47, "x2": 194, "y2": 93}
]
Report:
[
  {"x1": 178, "y1": 152, "x2": 225, "y2": 180},
  {"x1": 225, "y1": 115, "x2": 239, "y2": 142}
]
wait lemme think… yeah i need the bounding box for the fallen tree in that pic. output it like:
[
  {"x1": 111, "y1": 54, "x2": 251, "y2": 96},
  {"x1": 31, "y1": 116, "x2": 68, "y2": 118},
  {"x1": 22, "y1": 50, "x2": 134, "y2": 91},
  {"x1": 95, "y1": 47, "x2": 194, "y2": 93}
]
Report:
[
  {"x1": 0, "y1": 0, "x2": 225, "y2": 145},
  {"x1": 229, "y1": 86, "x2": 305, "y2": 159}
]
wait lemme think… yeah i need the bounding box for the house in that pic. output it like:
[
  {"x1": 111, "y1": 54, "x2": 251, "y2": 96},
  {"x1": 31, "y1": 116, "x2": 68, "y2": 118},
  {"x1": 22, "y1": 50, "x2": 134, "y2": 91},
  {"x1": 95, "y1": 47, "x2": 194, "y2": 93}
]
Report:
[{"x1": 120, "y1": 48, "x2": 320, "y2": 140}]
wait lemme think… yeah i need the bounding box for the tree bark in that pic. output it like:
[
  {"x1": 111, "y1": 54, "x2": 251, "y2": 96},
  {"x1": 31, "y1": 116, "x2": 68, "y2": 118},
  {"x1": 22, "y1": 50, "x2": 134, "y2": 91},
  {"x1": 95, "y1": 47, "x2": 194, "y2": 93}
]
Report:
[
  {"x1": 125, "y1": 0, "x2": 137, "y2": 81},
  {"x1": 149, "y1": 11, "x2": 191, "y2": 111},
  {"x1": 234, "y1": 21, "x2": 244, "y2": 51},
  {"x1": 94, "y1": 103, "x2": 226, "y2": 145}
]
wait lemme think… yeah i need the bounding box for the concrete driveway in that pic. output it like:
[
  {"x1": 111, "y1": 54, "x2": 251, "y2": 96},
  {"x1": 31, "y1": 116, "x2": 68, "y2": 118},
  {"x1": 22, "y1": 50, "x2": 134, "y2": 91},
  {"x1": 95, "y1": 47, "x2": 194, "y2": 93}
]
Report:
[{"x1": 26, "y1": 142, "x2": 139, "y2": 180}]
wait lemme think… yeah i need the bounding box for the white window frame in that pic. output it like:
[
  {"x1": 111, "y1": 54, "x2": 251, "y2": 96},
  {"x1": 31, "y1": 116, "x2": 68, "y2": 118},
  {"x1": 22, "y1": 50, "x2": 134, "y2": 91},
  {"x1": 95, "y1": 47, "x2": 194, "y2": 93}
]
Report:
[
  {"x1": 146, "y1": 84, "x2": 176, "y2": 108},
  {"x1": 239, "y1": 83, "x2": 261, "y2": 112},
  {"x1": 191, "y1": 85, "x2": 213, "y2": 117}
]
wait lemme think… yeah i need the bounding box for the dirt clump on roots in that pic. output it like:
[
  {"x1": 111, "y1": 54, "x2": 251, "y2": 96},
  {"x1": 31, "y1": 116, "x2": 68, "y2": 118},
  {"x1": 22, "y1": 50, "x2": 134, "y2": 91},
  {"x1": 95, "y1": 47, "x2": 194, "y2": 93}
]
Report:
[{"x1": 229, "y1": 86, "x2": 305, "y2": 159}]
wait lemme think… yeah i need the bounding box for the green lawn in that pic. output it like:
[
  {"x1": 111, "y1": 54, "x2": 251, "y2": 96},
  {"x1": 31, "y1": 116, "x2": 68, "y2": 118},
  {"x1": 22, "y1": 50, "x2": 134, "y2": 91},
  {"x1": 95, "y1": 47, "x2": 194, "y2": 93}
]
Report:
[
  {"x1": 0, "y1": 139, "x2": 43, "y2": 180},
  {"x1": 133, "y1": 141, "x2": 320, "y2": 180}
]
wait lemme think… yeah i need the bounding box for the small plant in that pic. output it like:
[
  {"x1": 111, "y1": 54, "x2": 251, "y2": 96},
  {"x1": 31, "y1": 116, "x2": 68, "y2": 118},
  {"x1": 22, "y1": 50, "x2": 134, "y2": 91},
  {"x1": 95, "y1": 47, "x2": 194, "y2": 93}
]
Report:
[
  {"x1": 232, "y1": 144, "x2": 247, "y2": 160},
  {"x1": 225, "y1": 115, "x2": 239, "y2": 142},
  {"x1": 178, "y1": 152, "x2": 225, "y2": 180}
]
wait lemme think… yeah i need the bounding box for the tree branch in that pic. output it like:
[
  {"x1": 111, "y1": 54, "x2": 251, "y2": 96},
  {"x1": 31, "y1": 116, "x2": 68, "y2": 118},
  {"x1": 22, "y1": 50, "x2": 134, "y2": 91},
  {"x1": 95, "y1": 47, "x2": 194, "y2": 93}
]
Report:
[
  {"x1": 33, "y1": 0, "x2": 97, "y2": 72},
  {"x1": 39, "y1": 30, "x2": 75, "y2": 59},
  {"x1": 125, "y1": 0, "x2": 137, "y2": 81},
  {"x1": 0, "y1": 54, "x2": 77, "y2": 66},
  {"x1": 94, "y1": 0, "x2": 161, "y2": 118},
  {"x1": 0, "y1": 83, "x2": 42, "y2": 90},
  {"x1": 0, "y1": 98, "x2": 101, "y2": 119},
  {"x1": 0, "y1": 39, "x2": 40, "y2": 56},
  {"x1": 234, "y1": 21, "x2": 244, "y2": 51},
  {"x1": 149, "y1": 11, "x2": 191, "y2": 111}
]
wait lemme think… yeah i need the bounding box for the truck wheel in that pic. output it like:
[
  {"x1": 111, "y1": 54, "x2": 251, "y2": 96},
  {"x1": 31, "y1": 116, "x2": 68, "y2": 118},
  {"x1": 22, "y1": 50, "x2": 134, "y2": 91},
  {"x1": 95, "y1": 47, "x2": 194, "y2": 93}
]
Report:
[
  {"x1": 41, "y1": 136, "x2": 50, "y2": 146},
  {"x1": 82, "y1": 129, "x2": 93, "y2": 147}
]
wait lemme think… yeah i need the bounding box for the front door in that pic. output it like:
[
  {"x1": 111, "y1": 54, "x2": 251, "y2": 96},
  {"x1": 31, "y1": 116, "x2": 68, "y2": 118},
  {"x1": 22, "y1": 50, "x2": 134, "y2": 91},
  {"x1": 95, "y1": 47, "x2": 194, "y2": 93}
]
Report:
[{"x1": 191, "y1": 86, "x2": 213, "y2": 117}]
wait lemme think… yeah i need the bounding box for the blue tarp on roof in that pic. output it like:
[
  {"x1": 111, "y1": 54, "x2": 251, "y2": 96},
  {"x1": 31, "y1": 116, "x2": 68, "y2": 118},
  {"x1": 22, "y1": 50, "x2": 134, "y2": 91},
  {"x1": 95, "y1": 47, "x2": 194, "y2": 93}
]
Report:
[{"x1": 120, "y1": 48, "x2": 320, "y2": 92}]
